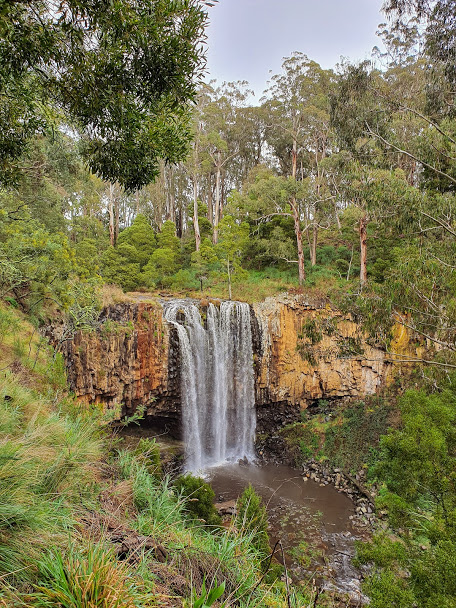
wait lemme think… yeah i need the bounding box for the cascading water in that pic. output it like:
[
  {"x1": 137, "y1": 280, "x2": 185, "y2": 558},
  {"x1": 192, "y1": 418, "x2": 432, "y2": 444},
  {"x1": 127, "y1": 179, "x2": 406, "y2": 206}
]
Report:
[{"x1": 163, "y1": 300, "x2": 256, "y2": 471}]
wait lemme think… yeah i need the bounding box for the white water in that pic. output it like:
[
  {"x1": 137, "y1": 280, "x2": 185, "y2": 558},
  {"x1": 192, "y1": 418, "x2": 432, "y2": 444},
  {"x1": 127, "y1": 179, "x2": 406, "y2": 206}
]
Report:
[{"x1": 163, "y1": 300, "x2": 256, "y2": 472}]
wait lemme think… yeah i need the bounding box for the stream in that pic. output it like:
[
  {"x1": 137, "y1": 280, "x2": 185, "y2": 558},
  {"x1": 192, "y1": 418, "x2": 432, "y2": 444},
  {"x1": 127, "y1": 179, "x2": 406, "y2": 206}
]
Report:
[
  {"x1": 207, "y1": 462, "x2": 367, "y2": 602},
  {"x1": 120, "y1": 425, "x2": 367, "y2": 602}
]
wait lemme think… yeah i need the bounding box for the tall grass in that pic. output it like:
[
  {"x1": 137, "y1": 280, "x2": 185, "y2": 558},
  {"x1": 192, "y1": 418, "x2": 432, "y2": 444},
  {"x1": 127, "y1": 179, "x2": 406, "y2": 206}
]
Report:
[
  {"x1": 117, "y1": 450, "x2": 186, "y2": 538},
  {"x1": 32, "y1": 540, "x2": 153, "y2": 608},
  {"x1": 0, "y1": 369, "x2": 102, "y2": 588}
]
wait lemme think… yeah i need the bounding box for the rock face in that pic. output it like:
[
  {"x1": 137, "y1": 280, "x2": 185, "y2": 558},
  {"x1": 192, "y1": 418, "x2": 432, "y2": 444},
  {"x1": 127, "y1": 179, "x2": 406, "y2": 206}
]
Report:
[
  {"x1": 252, "y1": 294, "x2": 398, "y2": 431},
  {"x1": 60, "y1": 294, "x2": 416, "y2": 436},
  {"x1": 61, "y1": 302, "x2": 181, "y2": 435}
]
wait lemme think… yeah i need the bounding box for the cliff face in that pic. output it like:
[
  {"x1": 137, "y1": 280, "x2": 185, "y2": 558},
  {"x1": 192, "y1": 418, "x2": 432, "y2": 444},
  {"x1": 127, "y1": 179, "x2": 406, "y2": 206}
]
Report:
[
  {"x1": 252, "y1": 294, "x2": 411, "y2": 431},
  {"x1": 60, "y1": 295, "x2": 414, "y2": 435},
  {"x1": 62, "y1": 302, "x2": 181, "y2": 434}
]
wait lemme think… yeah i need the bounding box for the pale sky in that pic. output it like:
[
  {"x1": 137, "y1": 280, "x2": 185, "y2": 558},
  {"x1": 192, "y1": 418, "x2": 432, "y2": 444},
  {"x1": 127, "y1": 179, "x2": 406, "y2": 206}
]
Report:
[{"x1": 205, "y1": 0, "x2": 386, "y2": 96}]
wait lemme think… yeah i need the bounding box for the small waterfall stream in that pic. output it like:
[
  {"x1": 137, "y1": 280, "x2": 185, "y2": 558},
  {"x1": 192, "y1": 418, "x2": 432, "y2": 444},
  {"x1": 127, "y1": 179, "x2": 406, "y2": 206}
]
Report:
[{"x1": 163, "y1": 300, "x2": 256, "y2": 471}]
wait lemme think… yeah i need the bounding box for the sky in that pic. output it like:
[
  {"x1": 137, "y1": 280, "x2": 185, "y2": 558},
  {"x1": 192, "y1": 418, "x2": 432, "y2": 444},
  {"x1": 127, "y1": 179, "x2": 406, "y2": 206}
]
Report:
[{"x1": 204, "y1": 0, "x2": 386, "y2": 97}]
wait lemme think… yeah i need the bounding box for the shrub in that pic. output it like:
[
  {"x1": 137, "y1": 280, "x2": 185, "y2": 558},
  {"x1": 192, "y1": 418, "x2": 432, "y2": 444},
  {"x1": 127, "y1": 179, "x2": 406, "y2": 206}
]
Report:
[
  {"x1": 174, "y1": 474, "x2": 221, "y2": 527},
  {"x1": 236, "y1": 484, "x2": 270, "y2": 564}
]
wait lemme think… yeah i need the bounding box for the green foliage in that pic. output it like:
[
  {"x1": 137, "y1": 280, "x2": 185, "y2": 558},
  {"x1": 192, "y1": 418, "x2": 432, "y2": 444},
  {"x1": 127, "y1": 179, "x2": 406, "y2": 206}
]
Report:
[
  {"x1": 0, "y1": 303, "x2": 20, "y2": 339},
  {"x1": 186, "y1": 580, "x2": 226, "y2": 608},
  {"x1": 142, "y1": 247, "x2": 179, "y2": 288},
  {"x1": 117, "y1": 215, "x2": 157, "y2": 269},
  {"x1": 170, "y1": 268, "x2": 200, "y2": 291},
  {"x1": 158, "y1": 221, "x2": 181, "y2": 252},
  {"x1": 174, "y1": 474, "x2": 222, "y2": 527},
  {"x1": 132, "y1": 438, "x2": 162, "y2": 479},
  {"x1": 100, "y1": 246, "x2": 141, "y2": 292},
  {"x1": 0, "y1": 374, "x2": 102, "y2": 586},
  {"x1": 0, "y1": 192, "x2": 76, "y2": 312},
  {"x1": 281, "y1": 398, "x2": 391, "y2": 473},
  {"x1": 65, "y1": 279, "x2": 103, "y2": 333},
  {"x1": 0, "y1": 0, "x2": 208, "y2": 190},
  {"x1": 356, "y1": 383, "x2": 456, "y2": 607},
  {"x1": 372, "y1": 389, "x2": 456, "y2": 536},
  {"x1": 191, "y1": 238, "x2": 218, "y2": 290},
  {"x1": 362, "y1": 569, "x2": 416, "y2": 608},
  {"x1": 140, "y1": 221, "x2": 181, "y2": 288},
  {"x1": 33, "y1": 541, "x2": 151, "y2": 608},
  {"x1": 216, "y1": 215, "x2": 249, "y2": 298},
  {"x1": 236, "y1": 485, "x2": 270, "y2": 564}
]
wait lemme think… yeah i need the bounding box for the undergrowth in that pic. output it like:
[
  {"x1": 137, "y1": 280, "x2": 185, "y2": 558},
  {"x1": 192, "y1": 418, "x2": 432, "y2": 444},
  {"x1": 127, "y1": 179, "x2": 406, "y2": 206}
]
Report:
[{"x1": 281, "y1": 396, "x2": 393, "y2": 474}]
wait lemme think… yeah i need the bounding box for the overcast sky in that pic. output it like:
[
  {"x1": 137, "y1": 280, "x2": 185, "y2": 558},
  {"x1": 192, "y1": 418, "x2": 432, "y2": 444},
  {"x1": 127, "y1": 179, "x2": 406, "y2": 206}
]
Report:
[{"x1": 204, "y1": 0, "x2": 386, "y2": 97}]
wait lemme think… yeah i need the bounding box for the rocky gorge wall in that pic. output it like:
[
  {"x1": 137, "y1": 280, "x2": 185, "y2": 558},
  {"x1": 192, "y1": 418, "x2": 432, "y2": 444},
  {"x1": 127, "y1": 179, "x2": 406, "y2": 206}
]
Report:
[
  {"x1": 59, "y1": 294, "x2": 416, "y2": 436},
  {"x1": 60, "y1": 302, "x2": 181, "y2": 434},
  {"x1": 252, "y1": 294, "x2": 415, "y2": 432}
]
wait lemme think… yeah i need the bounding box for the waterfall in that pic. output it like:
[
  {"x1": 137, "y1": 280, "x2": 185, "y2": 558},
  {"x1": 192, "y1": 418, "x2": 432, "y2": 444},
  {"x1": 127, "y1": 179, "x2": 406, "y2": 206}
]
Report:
[{"x1": 163, "y1": 300, "x2": 256, "y2": 471}]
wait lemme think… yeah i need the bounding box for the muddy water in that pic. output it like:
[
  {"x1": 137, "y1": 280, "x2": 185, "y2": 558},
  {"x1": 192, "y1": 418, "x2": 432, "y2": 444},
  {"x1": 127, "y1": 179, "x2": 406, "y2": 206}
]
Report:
[{"x1": 207, "y1": 463, "x2": 367, "y2": 601}]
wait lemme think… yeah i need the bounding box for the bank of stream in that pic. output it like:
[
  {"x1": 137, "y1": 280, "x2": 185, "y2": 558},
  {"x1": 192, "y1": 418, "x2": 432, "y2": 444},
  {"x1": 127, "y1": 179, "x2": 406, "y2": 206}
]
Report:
[
  {"x1": 119, "y1": 425, "x2": 368, "y2": 603},
  {"x1": 207, "y1": 462, "x2": 368, "y2": 602}
]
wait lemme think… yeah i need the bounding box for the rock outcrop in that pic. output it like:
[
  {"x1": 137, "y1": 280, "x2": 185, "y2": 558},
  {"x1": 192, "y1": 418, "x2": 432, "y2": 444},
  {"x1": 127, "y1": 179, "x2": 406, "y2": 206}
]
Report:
[
  {"x1": 61, "y1": 302, "x2": 181, "y2": 434},
  {"x1": 59, "y1": 294, "x2": 417, "y2": 435}
]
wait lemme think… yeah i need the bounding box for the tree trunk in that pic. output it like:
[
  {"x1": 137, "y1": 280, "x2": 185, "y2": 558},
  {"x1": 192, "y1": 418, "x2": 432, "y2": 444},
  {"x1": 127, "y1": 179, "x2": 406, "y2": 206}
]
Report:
[
  {"x1": 108, "y1": 184, "x2": 115, "y2": 247},
  {"x1": 335, "y1": 204, "x2": 341, "y2": 231},
  {"x1": 220, "y1": 173, "x2": 225, "y2": 220},
  {"x1": 291, "y1": 138, "x2": 305, "y2": 283},
  {"x1": 347, "y1": 246, "x2": 354, "y2": 281},
  {"x1": 114, "y1": 196, "x2": 120, "y2": 244},
  {"x1": 311, "y1": 224, "x2": 318, "y2": 266},
  {"x1": 213, "y1": 156, "x2": 221, "y2": 244},
  {"x1": 227, "y1": 257, "x2": 232, "y2": 300},
  {"x1": 193, "y1": 177, "x2": 201, "y2": 252},
  {"x1": 175, "y1": 198, "x2": 183, "y2": 238},
  {"x1": 359, "y1": 214, "x2": 368, "y2": 285},
  {"x1": 292, "y1": 202, "x2": 306, "y2": 284},
  {"x1": 207, "y1": 174, "x2": 213, "y2": 225},
  {"x1": 166, "y1": 165, "x2": 176, "y2": 224},
  {"x1": 292, "y1": 138, "x2": 298, "y2": 180}
]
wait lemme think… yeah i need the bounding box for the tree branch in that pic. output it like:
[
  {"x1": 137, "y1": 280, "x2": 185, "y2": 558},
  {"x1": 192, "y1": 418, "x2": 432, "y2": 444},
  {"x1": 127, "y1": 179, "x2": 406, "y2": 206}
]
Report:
[
  {"x1": 420, "y1": 211, "x2": 456, "y2": 238},
  {"x1": 365, "y1": 123, "x2": 456, "y2": 185}
]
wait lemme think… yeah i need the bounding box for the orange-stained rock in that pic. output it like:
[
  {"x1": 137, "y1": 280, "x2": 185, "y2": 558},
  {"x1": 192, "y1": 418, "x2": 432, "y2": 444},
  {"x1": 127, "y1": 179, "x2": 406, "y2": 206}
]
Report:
[
  {"x1": 59, "y1": 294, "x2": 419, "y2": 435},
  {"x1": 253, "y1": 294, "x2": 418, "y2": 412},
  {"x1": 61, "y1": 301, "x2": 181, "y2": 434}
]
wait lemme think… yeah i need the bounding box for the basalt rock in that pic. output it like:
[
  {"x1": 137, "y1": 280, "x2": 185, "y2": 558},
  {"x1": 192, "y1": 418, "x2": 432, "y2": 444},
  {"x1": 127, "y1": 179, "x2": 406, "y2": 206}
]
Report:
[
  {"x1": 60, "y1": 302, "x2": 181, "y2": 436},
  {"x1": 252, "y1": 293, "x2": 419, "y2": 432},
  {"x1": 58, "y1": 294, "x2": 419, "y2": 436}
]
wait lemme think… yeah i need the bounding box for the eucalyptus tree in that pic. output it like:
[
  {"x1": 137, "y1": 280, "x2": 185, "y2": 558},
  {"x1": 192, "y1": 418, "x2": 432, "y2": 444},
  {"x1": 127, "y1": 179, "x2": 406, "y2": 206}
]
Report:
[
  {"x1": 198, "y1": 81, "x2": 262, "y2": 243},
  {"x1": 229, "y1": 168, "x2": 312, "y2": 280},
  {"x1": 0, "y1": 0, "x2": 210, "y2": 191},
  {"x1": 262, "y1": 53, "x2": 334, "y2": 282}
]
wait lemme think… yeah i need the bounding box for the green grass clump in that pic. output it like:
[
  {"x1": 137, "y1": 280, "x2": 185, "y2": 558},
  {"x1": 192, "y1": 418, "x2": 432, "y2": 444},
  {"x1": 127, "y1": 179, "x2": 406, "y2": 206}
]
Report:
[
  {"x1": 132, "y1": 437, "x2": 162, "y2": 478},
  {"x1": 236, "y1": 485, "x2": 270, "y2": 567},
  {"x1": 32, "y1": 541, "x2": 153, "y2": 608}
]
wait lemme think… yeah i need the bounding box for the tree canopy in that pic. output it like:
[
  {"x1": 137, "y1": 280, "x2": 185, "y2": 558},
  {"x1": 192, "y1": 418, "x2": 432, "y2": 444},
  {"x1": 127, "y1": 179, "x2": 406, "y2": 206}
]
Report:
[{"x1": 0, "y1": 0, "x2": 209, "y2": 190}]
